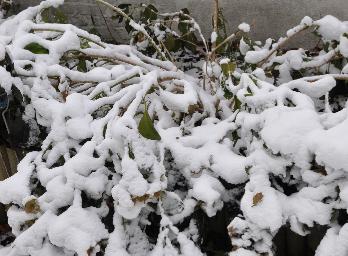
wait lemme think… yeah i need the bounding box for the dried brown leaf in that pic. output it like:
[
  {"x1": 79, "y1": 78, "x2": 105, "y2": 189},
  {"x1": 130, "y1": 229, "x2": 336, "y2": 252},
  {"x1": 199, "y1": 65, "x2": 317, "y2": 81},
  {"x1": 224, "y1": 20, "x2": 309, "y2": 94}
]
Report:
[
  {"x1": 252, "y1": 192, "x2": 263, "y2": 207},
  {"x1": 24, "y1": 198, "x2": 40, "y2": 214}
]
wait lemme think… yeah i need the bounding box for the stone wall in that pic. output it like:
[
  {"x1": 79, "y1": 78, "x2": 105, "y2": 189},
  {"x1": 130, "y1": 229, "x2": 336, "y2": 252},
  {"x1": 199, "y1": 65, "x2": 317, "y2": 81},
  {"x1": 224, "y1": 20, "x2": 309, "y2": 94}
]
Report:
[{"x1": 16, "y1": 0, "x2": 348, "y2": 47}]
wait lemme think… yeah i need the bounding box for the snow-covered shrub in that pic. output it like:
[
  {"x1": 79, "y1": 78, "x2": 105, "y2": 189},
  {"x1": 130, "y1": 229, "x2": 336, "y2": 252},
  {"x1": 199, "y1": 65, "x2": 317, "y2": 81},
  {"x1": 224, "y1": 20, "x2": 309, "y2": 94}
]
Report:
[{"x1": 0, "y1": 0, "x2": 348, "y2": 255}]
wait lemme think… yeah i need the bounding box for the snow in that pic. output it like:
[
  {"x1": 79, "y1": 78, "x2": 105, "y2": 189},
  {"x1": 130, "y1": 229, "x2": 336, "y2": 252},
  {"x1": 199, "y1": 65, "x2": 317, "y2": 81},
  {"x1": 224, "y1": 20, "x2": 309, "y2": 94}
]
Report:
[
  {"x1": 0, "y1": 152, "x2": 38, "y2": 205},
  {"x1": 202, "y1": 61, "x2": 221, "y2": 78},
  {"x1": 307, "y1": 118, "x2": 348, "y2": 172},
  {"x1": 339, "y1": 34, "x2": 348, "y2": 57},
  {"x1": 189, "y1": 173, "x2": 224, "y2": 217},
  {"x1": 282, "y1": 193, "x2": 332, "y2": 228},
  {"x1": 159, "y1": 80, "x2": 198, "y2": 113},
  {"x1": 315, "y1": 15, "x2": 348, "y2": 41},
  {"x1": 211, "y1": 31, "x2": 217, "y2": 43},
  {"x1": 245, "y1": 48, "x2": 269, "y2": 64},
  {"x1": 238, "y1": 23, "x2": 250, "y2": 33},
  {"x1": 0, "y1": 1, "x2": 348, "y2": 255},
  {"x1": 219, "y1": 57, "x2": 230, "y2": 65},
  {"x1": 285, "y1": 75, "x2": 336, "y2": 98},
  {"x1": 241, "y1": 185, "x2": 283, "y2": 233},
  {"x1": 12, "y1": 211, "x2": 55, "y2": 255},
  {"x1": 230, "y1": 248, "x2": 258, "y2": 256},
  {"x1": 239, "y1": 37, "x2": 250, "y2": 55},
  {"x1": 260, "y1": 107, "x2": 322, "y2": 160},
  {"x1": 315, "y1": 226, "x2": 348, "y2": 256},
  {"x1": 343, "y1": 63, "x2": 348, "y2": 74},
  {"x1": 47, "y1": 203, "x2": 108, "y2": 255},
  {"x1": 300, "y1": 16, "x2": 313, "y2": 26},
  {"x1": 66, "y1": 115, "x2": 93, "y2": 140}
]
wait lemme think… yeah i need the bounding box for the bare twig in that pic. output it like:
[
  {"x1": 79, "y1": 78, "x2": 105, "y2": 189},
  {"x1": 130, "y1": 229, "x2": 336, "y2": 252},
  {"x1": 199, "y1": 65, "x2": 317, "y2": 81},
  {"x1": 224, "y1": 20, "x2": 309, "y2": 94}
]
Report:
[
  {"x1": 95, "y1": 0, "x2": 168, "y2": 61},
  {"x1": 96, "y1": 2, "x2": 118, "y2": 43},
  {"x1": 210, "y1": 0, "x2": 219, "y2": 60},
  {"x1": 211, "y1": 30, "x2": 242, "y2": 55},
  {"x1": 257, "y1": 24, "x2": 313, "y2": 66},
  {"x1": 158, "y1": 11, "x2": 208, "y2": 53},
  {"x1": 32, "y1": 28, "x2": 106, "y2": 48}
]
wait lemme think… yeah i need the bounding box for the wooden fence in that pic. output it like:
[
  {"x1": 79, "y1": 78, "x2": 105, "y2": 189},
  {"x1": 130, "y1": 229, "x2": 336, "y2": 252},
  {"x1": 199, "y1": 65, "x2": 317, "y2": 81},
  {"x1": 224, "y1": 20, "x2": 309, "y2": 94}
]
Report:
[{"x1": 0, "y1": 146, "x2": 20, "y2": 181}]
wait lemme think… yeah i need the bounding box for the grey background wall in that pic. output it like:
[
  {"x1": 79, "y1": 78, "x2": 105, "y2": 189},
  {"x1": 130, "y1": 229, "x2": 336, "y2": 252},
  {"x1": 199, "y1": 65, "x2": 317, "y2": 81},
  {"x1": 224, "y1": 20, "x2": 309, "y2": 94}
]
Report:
[{"x1": 14, "y1": 0, "x2": 348, "y2": 47}]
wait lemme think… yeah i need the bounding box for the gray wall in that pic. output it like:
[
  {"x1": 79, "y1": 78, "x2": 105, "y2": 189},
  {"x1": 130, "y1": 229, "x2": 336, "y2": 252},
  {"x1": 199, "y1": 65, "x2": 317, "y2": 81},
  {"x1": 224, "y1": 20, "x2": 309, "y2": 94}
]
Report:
[{"x1": 16, "y1": 0, "x2": 348, "y2": 47}]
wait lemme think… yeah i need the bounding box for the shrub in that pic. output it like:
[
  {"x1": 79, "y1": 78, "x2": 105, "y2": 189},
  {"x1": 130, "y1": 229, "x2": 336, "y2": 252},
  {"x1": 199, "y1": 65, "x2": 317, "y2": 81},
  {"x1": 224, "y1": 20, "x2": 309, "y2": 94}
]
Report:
[{"x1": 0, "y1": 0, "x2": 348, "y2": 255}]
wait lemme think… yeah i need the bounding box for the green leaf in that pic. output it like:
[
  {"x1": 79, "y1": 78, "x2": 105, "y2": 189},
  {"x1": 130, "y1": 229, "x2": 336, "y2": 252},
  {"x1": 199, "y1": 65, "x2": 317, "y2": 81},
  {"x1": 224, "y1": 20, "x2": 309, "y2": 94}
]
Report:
[
  {"x1": 331, "y1": 57, "x2": 344, "y2": 70},
  {"x1": 41, "y1": 8, "x2": 50, "y2": 23},
  {"x1": 41, "y1": 7, "x2": 67, "y2": 23},
  {"x1": 92, "y1": 92, "x2": 106, "y2": 100},
  {"x1": 181, "y1": 8, "x2": 190, "y2": 15},
  {"x1": 221, "y1": 62, "x2": 236, "y2": 76},
  {"x1": 23, "y1": 64, "x2": 33, "y2": 71},
  {"x1": 89, "y1": 27, "x2": 101, "y2": 37},
  {"x1": 222, "y1": 84, "x2": 233, "y2": 99},
  {"x1": 142, "y1": 4, "x2": 158, "y2": 22},
  {"x1": 118, "y1": 4, "x2": 131, "y2": 11},
  {"x1": 128, "y1": 144, "x2": 135, "y2": 159},
  {"x1": 54, "y1": 8, "x2": 67, "y2": 23},
  {"x1": 215, "y1": 35, "x2": 227, "y2": 54},
  {"x1": 217, "y1": 8, "x2": 227, "y2": 38},
  {"x1": 138, "y1": 108, "x2": 161, "y2": 140},
  {"x1": 77, "y1": 59, "x2": 87, "y2": 72},
  {"x1": 102, "y1": 124, "x2": 107, "y2": 138},
  {"x1": 80, "y1": 39, "x2": 90, "y2": 49},
  {"x1": 164, "y1": 34, "x2": 180, "y2": 52},
  {"x1": 112, "y1": 14, "x2": 124, "y2": 23},
  {"x1": 178, "y1": 21, "x2": 189, "y2": 34},
  {"x1": 233, "y1": 96, "x2": 241, "y2": 111},
  {"x1": 24, "y1": 43, "x2": 49, "y2": 54},
  {"x1": 182, "y1": 33, "x2": 197, "y2": 52},
  {"x1": 323, "y1": 42, "x2": 330, "y2": 52},
  {"x1": 146, "y1": 86, "x2": 157, "y2": 95},
  {"x1": 125, "y1": 20, "x2": 132, "y2": 33}
]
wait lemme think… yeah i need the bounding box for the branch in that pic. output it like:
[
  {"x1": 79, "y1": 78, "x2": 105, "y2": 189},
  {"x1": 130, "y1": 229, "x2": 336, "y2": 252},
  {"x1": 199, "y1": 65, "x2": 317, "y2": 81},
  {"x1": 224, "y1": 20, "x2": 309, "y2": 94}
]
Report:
[
  {"x1": 210, "y1": 0, "x2": 219, "y2": 60},
  {"x1": 301, "y1": 49, "x2": 338, "y2": 69},
  {"x1": 210, "y1": 30, "x2": 242, "y2": 55},
  {"x1": 95, "y1": 0, "x2": 168, "y2": 61},
  {"x1": 281, "y1": 74, "x2": 348, "y2": 89},
  {"x1": 257, "y1": 24, "x2": 313, "y2": 66},
  {"x1": 32, "y1": 28, "x2": 106, "y2": 48},
  {"x1": 96, "y1": 2, "x2": 118, "y2": 43},
  {"x1": 158, "y1": 11, "x2": 209, "y2": 53}
]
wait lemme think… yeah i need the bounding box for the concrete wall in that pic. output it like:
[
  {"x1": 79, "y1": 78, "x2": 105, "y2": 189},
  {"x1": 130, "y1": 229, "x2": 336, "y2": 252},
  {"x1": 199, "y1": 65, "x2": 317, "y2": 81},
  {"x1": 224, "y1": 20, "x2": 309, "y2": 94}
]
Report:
[{"x1": 16, "y1": 0, "x2": 348, "y2": 47}]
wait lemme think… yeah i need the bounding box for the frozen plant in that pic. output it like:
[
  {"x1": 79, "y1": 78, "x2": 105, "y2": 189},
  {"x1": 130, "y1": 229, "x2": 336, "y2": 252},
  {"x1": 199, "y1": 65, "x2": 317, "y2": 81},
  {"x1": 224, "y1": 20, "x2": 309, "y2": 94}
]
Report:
[{"x1": 0, "y1": 0, "x2": 348, "y2": 256}]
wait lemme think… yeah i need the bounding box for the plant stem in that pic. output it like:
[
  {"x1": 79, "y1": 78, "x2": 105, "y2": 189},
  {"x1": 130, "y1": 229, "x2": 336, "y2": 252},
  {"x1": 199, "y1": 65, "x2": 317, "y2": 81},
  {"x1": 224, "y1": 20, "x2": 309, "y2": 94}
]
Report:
[
  {"x1": 211, "y1": 30, "x2": 242, "y2": 55},
  {"x1": 32, "y1": 28, "x2": 106, "y2": 48},
  {"x1": 210, "y1": 0, "x2": 219, "y2": 61},
  {"x1": 257, "y1": 24, "x2": 312, "y2": 66},
  {"x1": 96, "y1": 2, "x2": 118, "y2": 43},
  {"x1": 95, "y1": 0, "x2": 168, "y2": 61}
]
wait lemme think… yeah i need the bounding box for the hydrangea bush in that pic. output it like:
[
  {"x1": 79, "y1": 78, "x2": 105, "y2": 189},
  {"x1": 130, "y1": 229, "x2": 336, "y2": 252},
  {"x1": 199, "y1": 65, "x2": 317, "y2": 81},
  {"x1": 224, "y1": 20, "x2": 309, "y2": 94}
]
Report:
[{"x1": 0, "y1": 0, "x2": 348, "y2": 255}]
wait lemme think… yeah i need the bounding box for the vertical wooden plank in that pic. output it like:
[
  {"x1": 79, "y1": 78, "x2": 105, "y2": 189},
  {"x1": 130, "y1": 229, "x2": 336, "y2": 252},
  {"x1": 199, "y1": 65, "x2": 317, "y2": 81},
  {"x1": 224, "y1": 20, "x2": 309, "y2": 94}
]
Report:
[
  {"x1": 6, "y1": 147, "x2": 19, "y2": 176},
  {"x1": 0, "y1": 146, "x2": 11, "y2": 181},
  {"x1": 0, "y1": 158, "x2": 8, "y2": 181}
]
